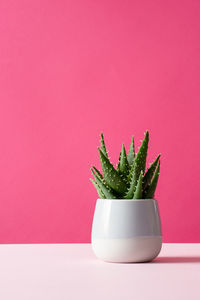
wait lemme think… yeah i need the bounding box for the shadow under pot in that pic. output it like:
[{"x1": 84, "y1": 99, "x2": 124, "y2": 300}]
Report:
[{"x1": 91, "y1": 198, "x2": 162, "y2": 263}]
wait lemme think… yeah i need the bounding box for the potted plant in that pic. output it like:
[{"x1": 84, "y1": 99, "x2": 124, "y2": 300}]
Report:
[{"x1": 90, "y1": 131, "x2": 162, "y2": 263}]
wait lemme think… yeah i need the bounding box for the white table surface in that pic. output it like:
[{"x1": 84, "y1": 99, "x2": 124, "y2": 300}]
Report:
[{"x1": 0, "y1": 243, "x2": 199, "y2": 300}]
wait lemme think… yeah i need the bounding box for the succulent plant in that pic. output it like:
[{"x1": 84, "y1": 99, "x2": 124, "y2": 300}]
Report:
[{"x1": 90, "y1": 131, "x2": 160, "y2": 199}]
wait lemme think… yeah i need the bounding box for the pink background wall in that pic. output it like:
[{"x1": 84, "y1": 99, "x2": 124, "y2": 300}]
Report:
[{"x1": 0, "y1": 0, "x2": 199, "y2": 243}]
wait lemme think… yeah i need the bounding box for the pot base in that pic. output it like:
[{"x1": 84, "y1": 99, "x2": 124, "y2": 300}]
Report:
[{"x1": 92, "y1": 236, "x2": 162, "y2": 263}]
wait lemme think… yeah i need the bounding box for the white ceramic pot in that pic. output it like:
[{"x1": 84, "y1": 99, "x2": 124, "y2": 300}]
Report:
[{"x1": 91, "y1": 199, "x2": 162, "y2": 263}]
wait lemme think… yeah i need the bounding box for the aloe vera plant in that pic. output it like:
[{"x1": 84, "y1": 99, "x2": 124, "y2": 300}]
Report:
[{"x1": 90, "y1": 131, "x2": 160, "y2": 199}]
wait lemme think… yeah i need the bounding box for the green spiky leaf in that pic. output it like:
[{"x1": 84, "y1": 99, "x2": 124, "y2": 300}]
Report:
[
  {"x1": 100, "y1": 133, "x2": 108, "y2": 158},
  {"x1": 144, "y1": 160, "x2": 160, "y2": 199},
  {"x1": 135, "y1": 131, "x2": 149, "y2": 174},
  {"x1": 90, "y1": 179, "x2": 105, "y2": 198},
  {"x1": 143, "y1": 154, "x2": 160, "y2": 190},
  {"x1": 127, "y1": 136, "x2": 135, "y2": 166},
  {"x1": 98, "y1": 148, "x2": 127, "y2": 194},
  {"x1": 133, "y1": 171, "x2": 143, "y2": 199},
  {"x1": 91, "y1": 168, "x2": 117, "y2": 199},
  {"x1": 125, "y1": 160, "x2": 141, "y2": 199},
  {"x1": 118, "y1": 144, "x2": 129, "y2": 179},
  {"x1": 116, "y1": 151, "x2": 121, "y2": 171},
  {"x1": 92, "y1": 166, "x2": 103, "y2": 180},
  {"x1": 126, "y1": 131, "x2": 149, "y2": 191}
]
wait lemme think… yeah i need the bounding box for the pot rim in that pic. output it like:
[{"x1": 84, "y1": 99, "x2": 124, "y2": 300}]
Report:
[{"x1": 97, "y1": 198, "x2": 157, "y2": 202}]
